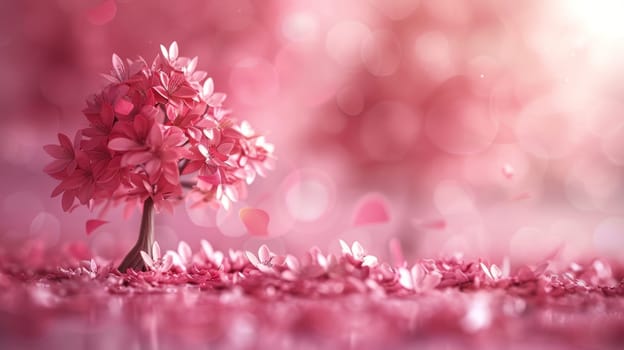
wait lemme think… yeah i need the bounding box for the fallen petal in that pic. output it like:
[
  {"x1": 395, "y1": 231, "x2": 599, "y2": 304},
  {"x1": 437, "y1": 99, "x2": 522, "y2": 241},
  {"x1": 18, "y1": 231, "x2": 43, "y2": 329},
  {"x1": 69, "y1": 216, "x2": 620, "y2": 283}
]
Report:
[
  {"x1": 85, "y1": 219, "x2": 108, "y2": 235},
  {"x1": 239, "y1": 207, "x2": 270, "y2": 236},
  {"x1": 352, "y1": 193, "x2": 390, "y2": 226}
]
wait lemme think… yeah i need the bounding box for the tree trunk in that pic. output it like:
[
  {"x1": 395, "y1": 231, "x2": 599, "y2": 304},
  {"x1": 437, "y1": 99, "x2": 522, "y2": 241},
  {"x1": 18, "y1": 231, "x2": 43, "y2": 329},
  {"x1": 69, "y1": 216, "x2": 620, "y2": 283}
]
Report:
[{"x1": 118, "y1": 198, "x2": 155, "y2": 272}]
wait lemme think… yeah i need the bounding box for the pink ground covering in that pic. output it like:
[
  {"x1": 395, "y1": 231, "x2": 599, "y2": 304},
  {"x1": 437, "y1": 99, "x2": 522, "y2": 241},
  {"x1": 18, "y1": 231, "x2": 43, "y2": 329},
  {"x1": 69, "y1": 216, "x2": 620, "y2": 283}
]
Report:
[{"x1": 1, "y1": 240, "x2": 622, "y2": 349}]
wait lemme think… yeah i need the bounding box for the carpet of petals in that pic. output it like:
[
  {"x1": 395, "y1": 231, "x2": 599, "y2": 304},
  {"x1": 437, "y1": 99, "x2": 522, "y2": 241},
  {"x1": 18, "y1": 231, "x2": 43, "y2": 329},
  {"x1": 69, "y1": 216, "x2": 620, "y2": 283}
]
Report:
[{"x1": 0, "y1": 240, "x2": 623, "y2": 349}]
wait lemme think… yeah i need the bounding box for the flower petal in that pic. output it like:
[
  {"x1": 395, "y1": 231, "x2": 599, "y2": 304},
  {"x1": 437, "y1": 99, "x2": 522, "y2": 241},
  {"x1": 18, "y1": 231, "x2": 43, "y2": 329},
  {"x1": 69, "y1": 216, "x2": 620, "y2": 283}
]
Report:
[
  {"x1": 140, "y1": 251, "x2": 155, "y2": 270},
  {"x1": 152, "y1": 241, "x2": 161, "y2": 260},
  {"x1": 114, "y1": 98, "x2": 134, "y2": 115},
  {"x1": 85, "y1": 219, "x2": 108, "y2": 235},
  {"x1": 239, "y1": 207, "x2": 270, "y2": 236},
  {"x1": 258, "y1": 244, "x2": 271, "y2": 264},
  {"x1": 108, "y1": 138, "x2": 144, "y2": 151},
  {"x1": 352, "y1": 193, "x2": 390, "y2": 226}
]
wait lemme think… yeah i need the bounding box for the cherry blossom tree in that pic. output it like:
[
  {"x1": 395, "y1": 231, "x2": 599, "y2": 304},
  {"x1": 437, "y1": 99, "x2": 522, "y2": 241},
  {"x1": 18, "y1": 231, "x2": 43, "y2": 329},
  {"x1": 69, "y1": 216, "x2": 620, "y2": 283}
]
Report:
[{"x1": 44, "y1": 42, "x2": 274, "y2": 272}]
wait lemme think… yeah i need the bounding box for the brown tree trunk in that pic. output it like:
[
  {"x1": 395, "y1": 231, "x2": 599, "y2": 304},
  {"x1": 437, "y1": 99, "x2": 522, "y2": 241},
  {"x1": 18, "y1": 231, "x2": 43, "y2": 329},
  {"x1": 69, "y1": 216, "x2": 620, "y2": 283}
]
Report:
[{"x1": 118, "y1": 197, "x2": 155, "y2": 272}]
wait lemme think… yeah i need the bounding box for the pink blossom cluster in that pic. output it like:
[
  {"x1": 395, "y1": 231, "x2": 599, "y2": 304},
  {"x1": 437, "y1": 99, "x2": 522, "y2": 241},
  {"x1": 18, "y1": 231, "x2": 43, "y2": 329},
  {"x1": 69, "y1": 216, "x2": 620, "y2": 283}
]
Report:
[
  {"x1": 2, "y1": 239, "x2": 623, "y2": 349},
  {"x1": 101, "y1": 239, "x2": 622, "y2": 299},
  {"x1": 43, "y1": 42, "x2": 274, "y2": 214}
]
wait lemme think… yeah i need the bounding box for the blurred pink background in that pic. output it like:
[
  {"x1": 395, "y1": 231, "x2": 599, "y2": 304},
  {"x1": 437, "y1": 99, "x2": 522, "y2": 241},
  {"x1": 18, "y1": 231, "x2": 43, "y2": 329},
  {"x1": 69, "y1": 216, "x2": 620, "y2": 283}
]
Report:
[{"x1": 2, "y1": 0, "x2": 624, "y2": 264}]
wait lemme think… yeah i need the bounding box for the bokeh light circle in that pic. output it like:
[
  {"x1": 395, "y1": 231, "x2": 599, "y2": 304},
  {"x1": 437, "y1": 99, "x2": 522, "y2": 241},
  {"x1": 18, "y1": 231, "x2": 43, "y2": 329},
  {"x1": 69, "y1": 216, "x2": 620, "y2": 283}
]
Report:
[
  {"x1": 229, "y1": 58, "x2": 279, "y2": 105},
  {"x1": 514, "y1": 96, "x2": 587, "y2": 159},
  {"x1": 425, "y1": 77, "x2": 498, "y2": 155},
  {"x1": 433, "y1": 180, "x2": 475, "y2": 216},
  {"x1": 368, "y1": 0, "x2": 420, "y2": 20},
  {"x1": 286, "y1": 180, "x2": 329, "y2": 222},
  {"x1": 412, "y1": 31, "x2": 455, "y2": 82},
  {"x1": 565, "y1": 155, "x2": 624, "y2": 211},
  {"x1": 282, "y1": 169, "x2": 335, "y2": 223},
  {"x1": 361, "y1": 30, "x2": 402, "y2": 77},
  {"x1": 510, "y1": 226, "x2": 563, "y2": 262},
  {"x1": 359, "y1": 101, "x2": 420, "y2": 161},
  {"x1": 185, "y1": 192, "x2": 218, "y2": 228},
  {"x1": 593, "y1": 217, "x2": 624, "y2": 257},
  {"x1": 29, "y1": 211, "x2": 60, "y2": 246},
  {"x1": 601, "y1": 121, "x2": 624, "y2": 166},
  {"x1": 336, "y1": 85, "x2": 364, "y2": 116},
  {"x1": 326, "y1": 20, "x2": 371, "y2": 68},
  {"x1": 281, "y1": 12, "x2": 319, "y2": 43}
]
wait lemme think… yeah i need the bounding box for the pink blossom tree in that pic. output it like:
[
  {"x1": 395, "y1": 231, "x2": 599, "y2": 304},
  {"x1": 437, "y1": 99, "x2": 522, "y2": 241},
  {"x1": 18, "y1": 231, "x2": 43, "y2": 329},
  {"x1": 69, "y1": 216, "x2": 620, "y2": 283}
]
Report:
[{"x1": 44, "y1": 42, "x2": 275, "y2": 272}]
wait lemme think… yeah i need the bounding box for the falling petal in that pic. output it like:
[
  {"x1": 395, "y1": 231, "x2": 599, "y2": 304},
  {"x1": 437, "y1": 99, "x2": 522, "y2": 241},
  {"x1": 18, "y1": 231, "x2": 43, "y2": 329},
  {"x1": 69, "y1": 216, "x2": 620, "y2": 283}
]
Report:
[
  {"x1": 412, "y1": 218, "x2": 447, "y2": 230},
  {"x1": 352, "y1": 193, "x2": 390, "y2": 226},
  {"x1": 510, "y1": 192, "x2": 532, "y2": 201},
  {"x1": 85, "y1": 219, "x2": 108, "y2": 235},
  {"x1": 239, "y1": 207, "x2": 270, "y2": 236},
  {"x1": 502, "y1": 163, "x2": 515, "y2": 179}
]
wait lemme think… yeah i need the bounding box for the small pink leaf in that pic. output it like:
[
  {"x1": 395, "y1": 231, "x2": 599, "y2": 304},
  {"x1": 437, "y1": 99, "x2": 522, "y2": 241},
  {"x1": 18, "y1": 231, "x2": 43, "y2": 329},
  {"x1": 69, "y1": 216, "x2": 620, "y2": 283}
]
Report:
[
  {"x1": 352, "y1": 193, "x2": 390, "y2": 226},
  {"x1": 85, "y1": 219, "x2": 108, "y2": 235},
  {"x1": 239, "y1": 207, "x2": 270, "y2": 236}
]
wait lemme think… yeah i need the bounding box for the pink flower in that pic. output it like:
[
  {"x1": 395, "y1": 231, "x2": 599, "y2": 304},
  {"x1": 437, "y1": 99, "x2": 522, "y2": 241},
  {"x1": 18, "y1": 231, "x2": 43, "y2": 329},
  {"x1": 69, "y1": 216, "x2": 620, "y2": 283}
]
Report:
[
  {"x1": 153, "y1": 71, "x2": 197, "y2": 105},
  {"x1": 101, "y1": 53, "x2": 146, "y2": 85},
  {"x1": 50, "y1": 151, "x2": 98, "y2": 211},
  {"x1": 164, "y1": 241, "x2": 193, "y2": 271},
  {"x1": 339, "y1": 240, "x2": 379, "y2": 267},
  {"x1": 43, "y1": 133, "x2": 78, "y2": 177},
  {"x1": 140, "y1": 242, "x2": 173, "y2": 273},
  {"x1": 109, "y1": 114, "x2": 189, "y2": 183}
]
